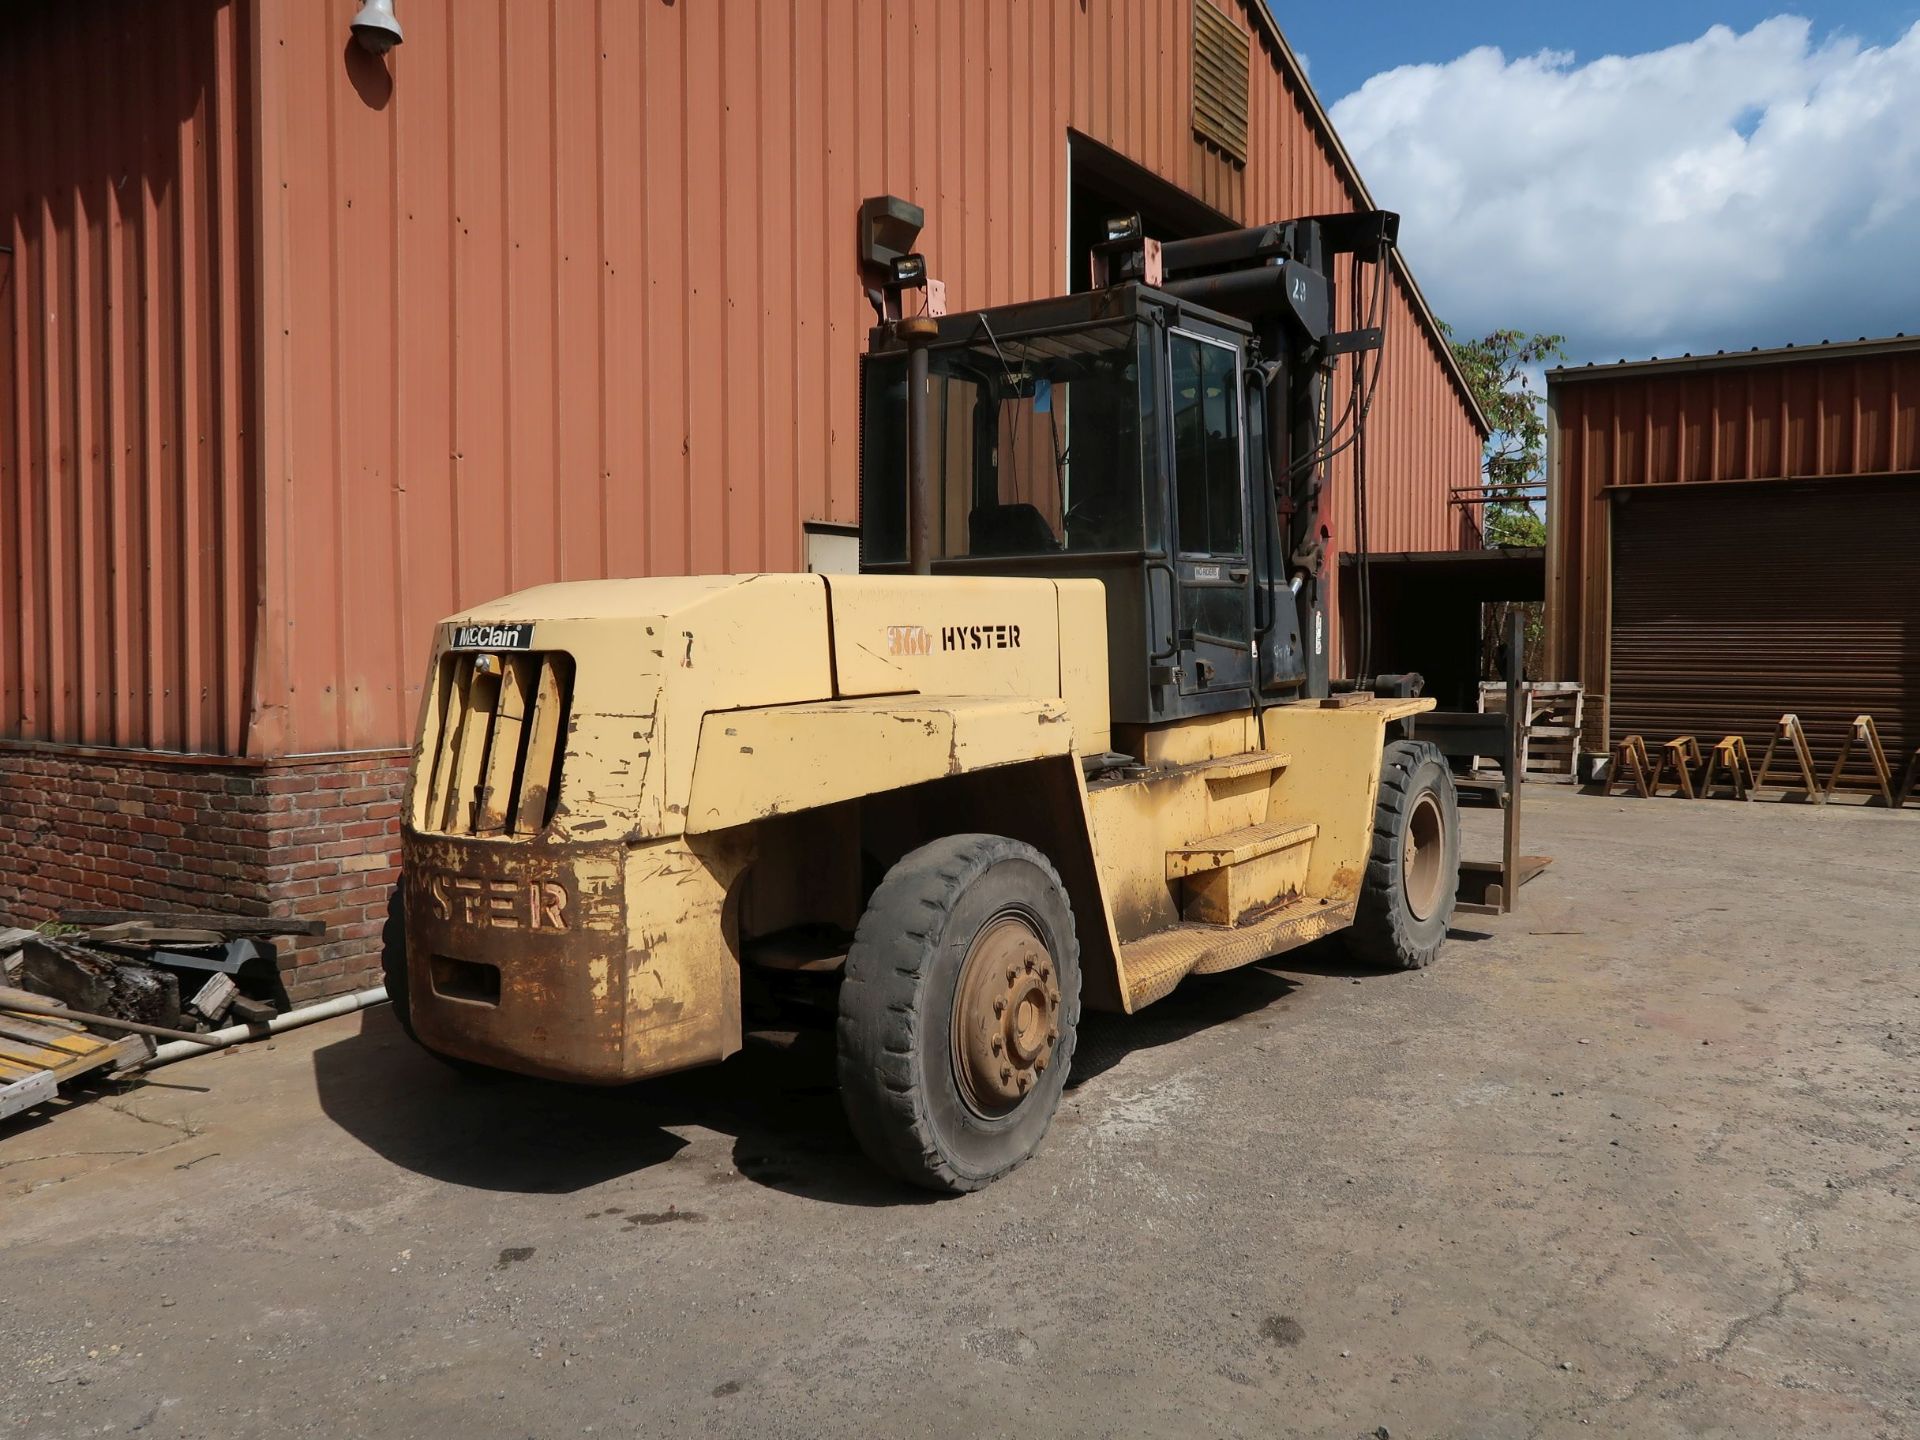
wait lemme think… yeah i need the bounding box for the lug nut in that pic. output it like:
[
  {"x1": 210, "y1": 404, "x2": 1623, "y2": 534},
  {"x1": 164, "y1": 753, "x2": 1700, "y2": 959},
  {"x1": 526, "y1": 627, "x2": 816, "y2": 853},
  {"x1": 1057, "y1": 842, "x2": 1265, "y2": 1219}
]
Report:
[
  {"x1": 990, "y1": 1036, "x2": 1003, "y2": 1056},
  {"x1": 1024, "y1": 956, "x2": 1036, "y2": 973},
  {"x1": 1000, "y1": 1065, "x2": 1013, "y2": 1083},
  {"x1": 993, "y1": 997, "x2": 1006, "y2": 1016},
  {"x1": 1036, "y1": 1058, "x2": 1047, "y2": 1073},
  {"x1": 1017, "y1": 1075, "x2": 1030, "y2": 1093},
  {"x1": 1006, "y1": 968, "x2": 1017, "y2": 984},
  {"x1": 1047, "y1": 1027, "x2": 1059, "y2": 1042},
  {"x1": 1040, "y1": 966, "x2": 1050, "y2": 982}
]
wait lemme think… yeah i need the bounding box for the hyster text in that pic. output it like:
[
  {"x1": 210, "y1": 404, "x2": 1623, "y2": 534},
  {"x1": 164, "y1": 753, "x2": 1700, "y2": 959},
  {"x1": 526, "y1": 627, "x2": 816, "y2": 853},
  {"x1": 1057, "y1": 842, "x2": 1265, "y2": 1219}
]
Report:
[
  {"x1": 422, "y1": 872, "x2": 569, "y2": 931},
  {"x1": 942, "y1": 624, "x2": 1022, "y2": 651}
]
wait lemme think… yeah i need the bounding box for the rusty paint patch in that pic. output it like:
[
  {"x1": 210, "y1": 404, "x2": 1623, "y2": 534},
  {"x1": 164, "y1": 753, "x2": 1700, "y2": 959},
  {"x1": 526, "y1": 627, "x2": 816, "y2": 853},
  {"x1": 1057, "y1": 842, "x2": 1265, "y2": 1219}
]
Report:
[{"x1": 404, "y1": 832, "x2": 631, "y2": 1082}]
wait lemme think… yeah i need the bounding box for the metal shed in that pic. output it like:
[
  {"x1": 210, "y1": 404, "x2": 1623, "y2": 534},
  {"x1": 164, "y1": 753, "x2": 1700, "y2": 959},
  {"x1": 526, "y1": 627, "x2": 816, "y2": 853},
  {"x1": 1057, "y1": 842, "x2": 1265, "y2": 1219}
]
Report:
[{"x1": 1546, "y1": 336, "x2": 1920, "y2": 766}]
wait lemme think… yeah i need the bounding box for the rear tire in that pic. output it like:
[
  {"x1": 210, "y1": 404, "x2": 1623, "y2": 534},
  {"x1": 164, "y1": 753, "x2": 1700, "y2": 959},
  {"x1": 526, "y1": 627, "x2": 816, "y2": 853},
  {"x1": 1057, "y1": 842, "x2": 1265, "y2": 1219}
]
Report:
[
  {"x1": 837, "y1": 834, "x2": 1081, "y2": 1193},
  {"x1": 380, "y1": 884, "x2": 419, "y2": 1040},
  {"x1": 1345, "y1": 739, "x2": 1459, "y2": 970}
]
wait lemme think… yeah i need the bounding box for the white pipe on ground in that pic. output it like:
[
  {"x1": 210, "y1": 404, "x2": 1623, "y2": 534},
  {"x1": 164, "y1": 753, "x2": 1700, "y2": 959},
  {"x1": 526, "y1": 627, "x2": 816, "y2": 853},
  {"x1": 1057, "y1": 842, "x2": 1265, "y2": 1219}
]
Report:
[{"x1": 144, "y1": 986, "x2": 389, "y2": 1068}]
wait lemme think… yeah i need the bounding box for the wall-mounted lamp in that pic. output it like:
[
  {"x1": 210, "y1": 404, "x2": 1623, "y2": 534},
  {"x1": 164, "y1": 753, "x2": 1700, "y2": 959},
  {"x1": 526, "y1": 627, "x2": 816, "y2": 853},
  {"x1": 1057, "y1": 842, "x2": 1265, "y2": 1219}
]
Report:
[{"x1": 350, "y1": 0, "x2": 404, "y2": 55}]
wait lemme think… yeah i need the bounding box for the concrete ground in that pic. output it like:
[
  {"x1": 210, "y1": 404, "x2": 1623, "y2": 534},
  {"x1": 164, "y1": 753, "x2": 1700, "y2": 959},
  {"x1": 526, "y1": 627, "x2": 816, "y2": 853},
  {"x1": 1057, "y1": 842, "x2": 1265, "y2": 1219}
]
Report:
[{"x1": 2, "y1": 787, "x2": 1916, "y2": 1439}]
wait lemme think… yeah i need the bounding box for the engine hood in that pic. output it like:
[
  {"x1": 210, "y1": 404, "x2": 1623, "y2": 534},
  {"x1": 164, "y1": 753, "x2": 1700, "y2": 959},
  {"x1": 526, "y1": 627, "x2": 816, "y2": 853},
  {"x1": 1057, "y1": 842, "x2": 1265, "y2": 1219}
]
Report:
[{"x1": 423, "y1": 574, "x2": 834, "y2": 840}]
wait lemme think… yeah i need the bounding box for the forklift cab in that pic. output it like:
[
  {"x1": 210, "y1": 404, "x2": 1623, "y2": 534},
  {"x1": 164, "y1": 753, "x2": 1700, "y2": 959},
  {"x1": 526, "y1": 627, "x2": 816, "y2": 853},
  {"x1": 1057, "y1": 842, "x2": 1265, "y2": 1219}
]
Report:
[{"x1": 860, "y1": 284, "x2": 1310, "y2": 727}]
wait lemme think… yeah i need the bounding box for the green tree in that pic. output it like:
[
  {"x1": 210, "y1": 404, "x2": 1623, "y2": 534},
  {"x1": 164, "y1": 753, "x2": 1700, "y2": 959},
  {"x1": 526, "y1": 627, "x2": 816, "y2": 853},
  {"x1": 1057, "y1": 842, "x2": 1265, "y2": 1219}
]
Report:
[{"x1": 1442, "y1": 325, "x2": 1566, "y2": 549}]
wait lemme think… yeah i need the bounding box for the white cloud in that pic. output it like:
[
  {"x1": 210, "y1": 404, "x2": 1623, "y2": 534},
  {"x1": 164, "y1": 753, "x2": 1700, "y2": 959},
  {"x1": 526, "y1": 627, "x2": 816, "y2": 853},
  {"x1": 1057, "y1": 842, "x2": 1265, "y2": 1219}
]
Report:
[{"x1": 1331, "y1": 18, "x2": 1920, "y2": 362}]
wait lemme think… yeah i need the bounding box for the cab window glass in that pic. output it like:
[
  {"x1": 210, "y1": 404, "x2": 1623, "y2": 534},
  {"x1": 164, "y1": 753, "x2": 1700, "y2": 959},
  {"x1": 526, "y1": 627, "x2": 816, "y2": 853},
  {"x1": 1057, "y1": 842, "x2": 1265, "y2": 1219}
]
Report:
[
  {"x1": 859, "y1": 324, "x2": 1147, "y2": 560},
  {"x1": 1171, "y1": 335, "x2": 1243, "y2": 556}
]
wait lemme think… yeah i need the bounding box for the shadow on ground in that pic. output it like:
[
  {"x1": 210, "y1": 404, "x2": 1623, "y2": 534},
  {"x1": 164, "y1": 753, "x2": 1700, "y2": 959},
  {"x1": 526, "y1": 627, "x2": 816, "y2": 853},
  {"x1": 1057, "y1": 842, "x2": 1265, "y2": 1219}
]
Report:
[
  {"x1": 312, "y1": 950, "x2": 1316, "y2": 1207},
  {"x1": 311, "y1": 1012, "x2": 902, "y2": 1207},
  {"x1": 1071, "y1": 965, "x2": 1299, "y2": 1085}
]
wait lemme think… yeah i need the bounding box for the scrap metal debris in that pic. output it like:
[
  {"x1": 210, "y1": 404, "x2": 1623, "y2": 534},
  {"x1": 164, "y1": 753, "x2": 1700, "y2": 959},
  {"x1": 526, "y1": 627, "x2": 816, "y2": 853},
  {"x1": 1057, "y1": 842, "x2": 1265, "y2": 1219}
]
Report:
[{"x1": 0, "y1": 911, "x2": 326, "y2": 1128}]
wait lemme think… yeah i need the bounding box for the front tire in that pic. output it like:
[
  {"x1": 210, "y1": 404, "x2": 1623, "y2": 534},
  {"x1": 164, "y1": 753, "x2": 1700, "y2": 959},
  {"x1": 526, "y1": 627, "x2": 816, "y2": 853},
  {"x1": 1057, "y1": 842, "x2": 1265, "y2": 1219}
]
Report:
[
  {"x1": 1346, "y1": 739, "x2": 1460, "y2": 970},
  {"x1": 837, "y1": 834, "x2": 1081, "y2": 1193}
]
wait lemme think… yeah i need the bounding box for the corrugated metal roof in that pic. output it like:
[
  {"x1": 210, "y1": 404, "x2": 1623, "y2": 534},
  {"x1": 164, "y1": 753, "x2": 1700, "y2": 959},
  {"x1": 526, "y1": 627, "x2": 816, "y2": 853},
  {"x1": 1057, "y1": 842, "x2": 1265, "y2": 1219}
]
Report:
[{"x1": 1551, "y1": 333, "x2": 1920, "y2": 383}]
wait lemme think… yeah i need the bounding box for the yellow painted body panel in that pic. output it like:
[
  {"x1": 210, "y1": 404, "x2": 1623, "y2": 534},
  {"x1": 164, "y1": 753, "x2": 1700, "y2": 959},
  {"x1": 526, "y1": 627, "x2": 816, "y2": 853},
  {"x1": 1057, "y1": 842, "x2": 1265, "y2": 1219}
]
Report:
[
  {"x1": 1081, "y1": 697, "x2": 1435, "y2": 1010},
  {"x1": 1259, "y1": 698, "x2": 1433, "y2": 900},
  {"x1": 1052, "y1": 581, "x2": 1113, "y2": 758},
  {"x1": 405, "y1": 831, "x2": 749, "y2": 1084},
  {"x1": 1085, "y1": 714, "x2": 1284, "y2": 941},
  {"x1": 820, "y1": 573, "x2": 1112, "y2": 756},
  {"x1": 686, "y1": 695, "x2": 1073, "y2": 834},
  {"x1": 824, "y1": 574, "x2": 1064, "y2": 701},
  {"x1": 620, "y1": 831, "x2": 753, "y2": 1075},
  {"x1": 417, "y1": 573, "x2": 835, "y2": 840}
]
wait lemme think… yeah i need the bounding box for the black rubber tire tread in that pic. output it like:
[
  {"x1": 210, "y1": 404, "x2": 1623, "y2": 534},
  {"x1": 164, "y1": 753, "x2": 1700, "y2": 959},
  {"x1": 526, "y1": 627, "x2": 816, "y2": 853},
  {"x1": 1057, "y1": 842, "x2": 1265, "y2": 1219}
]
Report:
[
  {"x1": 1345, "y1": 739, "x2": 1460, "y2": 970},
  {"x1": 837, "y1": 833, "x2": 1081, "y2": 1194},
  {"x1": 380, "y1": 884, "x2": 417, "y2": 1040}
]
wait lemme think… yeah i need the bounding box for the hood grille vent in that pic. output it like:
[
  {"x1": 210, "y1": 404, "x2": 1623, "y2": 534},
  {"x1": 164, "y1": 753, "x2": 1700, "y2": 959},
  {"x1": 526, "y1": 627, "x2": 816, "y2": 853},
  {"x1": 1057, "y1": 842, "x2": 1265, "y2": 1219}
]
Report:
[{"x1": 417, "y1": 651, "x2": 573, "y2": 836}]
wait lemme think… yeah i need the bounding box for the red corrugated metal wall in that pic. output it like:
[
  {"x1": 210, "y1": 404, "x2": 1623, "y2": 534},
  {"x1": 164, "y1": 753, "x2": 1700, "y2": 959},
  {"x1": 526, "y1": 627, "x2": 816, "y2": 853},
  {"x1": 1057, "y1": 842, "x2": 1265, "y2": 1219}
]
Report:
[
  {"x1": 0, "y1": 0, "x2": 257, "y2": 754},
  {"x1": 7, "y1": 0, "x2": 1481, "y2": 758},
  {"x1": 250, "y1": 0, "x2": 1482, "y2": 754},
  {"x1": 1555, "y1": 349, "x2": 1920, "y2": 497},
  {"x1": 1547, "y1": 343, "x2": 1920, "y2": 745}
]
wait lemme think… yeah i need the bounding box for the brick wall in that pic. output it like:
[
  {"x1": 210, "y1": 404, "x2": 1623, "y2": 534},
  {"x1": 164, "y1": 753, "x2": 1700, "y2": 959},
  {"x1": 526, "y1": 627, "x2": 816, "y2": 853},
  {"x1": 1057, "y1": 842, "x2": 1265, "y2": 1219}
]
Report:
[{"x1": 0, "y1": 743, "x2": 409, "y2": 1006}]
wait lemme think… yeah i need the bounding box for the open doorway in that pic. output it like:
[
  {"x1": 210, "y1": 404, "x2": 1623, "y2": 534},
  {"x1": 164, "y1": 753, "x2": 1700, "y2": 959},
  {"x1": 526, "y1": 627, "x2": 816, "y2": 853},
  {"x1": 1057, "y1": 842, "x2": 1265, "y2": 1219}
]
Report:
[
  {"x1": 1339, "y1": 548, "x2": 1547, "y2": 712},
  {"x1": 1067, "y1": 132, "x2": 1234, "y2": 293}
]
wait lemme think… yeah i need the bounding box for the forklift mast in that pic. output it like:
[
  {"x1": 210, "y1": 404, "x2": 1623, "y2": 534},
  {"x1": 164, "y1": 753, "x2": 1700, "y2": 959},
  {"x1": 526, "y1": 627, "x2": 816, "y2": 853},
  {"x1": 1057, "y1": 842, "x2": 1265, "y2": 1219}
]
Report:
[{"x1": 1145, "y1": 209, "x2": 1399, "y2": 700}]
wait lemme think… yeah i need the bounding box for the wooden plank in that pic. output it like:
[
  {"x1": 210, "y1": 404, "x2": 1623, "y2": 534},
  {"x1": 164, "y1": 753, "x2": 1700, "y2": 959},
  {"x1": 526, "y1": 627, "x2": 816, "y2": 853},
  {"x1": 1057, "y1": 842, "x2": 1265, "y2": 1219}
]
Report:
[
  {"x1": 0, "y1": 1069, "x2": 59, "y2": 1121},
  {"x1": 0, "y1": 996, "x2": 215, "y2": 1045},
  {"x1": 60, "y1": 910, "x2": 323, "y2": 937},
  {"x1": 0, "y1": 986, "x2": 79, "y2": 1023},
  {"x1": 0, "y1": 1035, "x2": 73, "y2": 1068},
  {"x1": 0, "y1": 1018, "x2": 99, "y2": 1054},
  {"x1": 9, "y1": 1036, "x2": 133, "y2": 1083},
  {"x1": 105, "y1": 1034, "x2": 156, "y2": 1073}
]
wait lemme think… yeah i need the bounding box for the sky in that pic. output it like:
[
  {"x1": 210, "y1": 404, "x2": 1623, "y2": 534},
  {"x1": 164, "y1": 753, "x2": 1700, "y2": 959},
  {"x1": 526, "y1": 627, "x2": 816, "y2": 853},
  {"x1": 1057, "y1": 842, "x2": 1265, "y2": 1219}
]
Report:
[{"x1": 1272, "y1": 4, "x2": 1920, "y2": 367}]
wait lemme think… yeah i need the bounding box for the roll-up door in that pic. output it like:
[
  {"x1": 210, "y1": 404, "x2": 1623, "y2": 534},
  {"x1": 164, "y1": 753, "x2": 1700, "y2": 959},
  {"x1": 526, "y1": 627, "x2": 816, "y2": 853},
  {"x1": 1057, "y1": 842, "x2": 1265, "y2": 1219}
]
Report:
[{"x1": 1609, "y1": 479, "x2": 1920, "y2": 759}]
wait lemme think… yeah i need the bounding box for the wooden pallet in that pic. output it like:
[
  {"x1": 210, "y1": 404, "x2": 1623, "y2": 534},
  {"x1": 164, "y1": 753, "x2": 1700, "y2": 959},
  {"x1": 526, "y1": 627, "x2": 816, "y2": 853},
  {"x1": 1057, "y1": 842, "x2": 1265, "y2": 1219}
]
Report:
[
  {"x1": 0, "y1": 985, "x2": 152, "y2": 1121},
  {"x1": 1479, "y1": 680, "x2": 1583, "y2": 784}
]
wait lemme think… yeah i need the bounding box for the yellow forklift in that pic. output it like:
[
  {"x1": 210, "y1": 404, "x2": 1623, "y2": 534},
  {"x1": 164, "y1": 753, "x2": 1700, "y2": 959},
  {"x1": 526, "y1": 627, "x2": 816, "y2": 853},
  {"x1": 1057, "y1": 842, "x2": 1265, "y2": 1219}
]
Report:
[{"x1": 386, "y1": 205, "x2": 1459, "y2": 1191}]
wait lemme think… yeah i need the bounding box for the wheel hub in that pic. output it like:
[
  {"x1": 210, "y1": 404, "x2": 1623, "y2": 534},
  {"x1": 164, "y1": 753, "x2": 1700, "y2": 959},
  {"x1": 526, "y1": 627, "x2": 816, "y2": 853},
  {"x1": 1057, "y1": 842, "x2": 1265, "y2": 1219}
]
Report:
[
  {"x1": 951, "y1": 913, "x2": 1061, "y2": 1117},
  {"x1": 1404, "y1": 790, "x2": 1446, "y2": 921}
]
